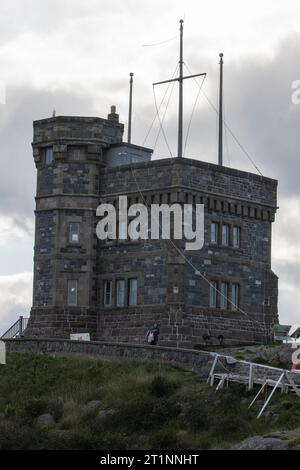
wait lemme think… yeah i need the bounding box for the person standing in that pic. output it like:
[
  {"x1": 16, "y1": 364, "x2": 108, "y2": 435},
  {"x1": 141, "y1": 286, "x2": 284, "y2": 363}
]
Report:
[{"x1": 146, "y1": 323, "x2": 160, "y2": 345}]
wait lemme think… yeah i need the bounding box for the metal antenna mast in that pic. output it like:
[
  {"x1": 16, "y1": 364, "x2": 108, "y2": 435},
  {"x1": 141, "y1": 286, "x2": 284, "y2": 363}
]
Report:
[
  {"x1": 178, "y1": 19, "x2": 184, "y2": 159},
  {"x1": 153, "y1": 19, "x2": 206, "y2": 158},
  {"x1": 128, "y1": 72, "x2": 134, "y2": 144},
  {"x1": 218, "y1": 53, "x2": 224, "y2": 166}
]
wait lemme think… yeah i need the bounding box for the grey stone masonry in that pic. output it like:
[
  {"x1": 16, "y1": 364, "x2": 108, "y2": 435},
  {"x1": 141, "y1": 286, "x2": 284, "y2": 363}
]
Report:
[
  {"x1": 27, "y1": 114, "x2": 124, "y2": 339},
  {"x1": 5, "y1": 339, "x2": 299, "y2": 388},
  {"x1": 26, "y1": 111, "x2": 278, "y2": 347},
  {"x1": 96, "y1": 158, "x2": 278, "y2": 346}
]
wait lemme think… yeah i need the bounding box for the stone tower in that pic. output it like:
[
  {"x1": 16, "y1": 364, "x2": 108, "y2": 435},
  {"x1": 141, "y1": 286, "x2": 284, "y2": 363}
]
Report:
[
  {"x1": 26, "y1": 112, "x2": 124, "y2": 338},
  {"x1": 26, "y1": 110, "x2": 278, "y2": 347}
]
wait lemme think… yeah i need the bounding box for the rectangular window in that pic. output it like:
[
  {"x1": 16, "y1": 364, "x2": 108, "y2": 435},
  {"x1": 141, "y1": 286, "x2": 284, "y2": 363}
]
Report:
[
  {"x1": 116, "y1": 279, "x2": 125, "y2": 307},
  {"x1": 233, "y1": 226, "x2": 241, "y2": 248},
  {"x1": 71, "y1": 148, "x2": 81, "y2": 161},
  {"x1": 220, "y1": 282, "x2": 228, "y2": 309},
  {"x1": 69, "y1": 222, "x2": 80, "y2": 243},
  {"x1": 210, "y1": 222, "x2": 218, "y2": 244},
  {"x1": 222, "y1": 224, "x2": 229, "y2": 246},
  {"x1": 209, "y1": 281, "x2": 217, "y2": 308},
  {"x1": 104, "y1": 280, "x2": 112, "y2": 307},
  {"x1": 129, "y1": 278, "x2": 137, "y2": 306},
  {"x1": 67, "y1": 280, "x2": 78, "y2": 306},
  {"x1": 45, "y1": 147, "x2": 53, "y2": 165},
  {"x1": 231, "y1": 283, "x2": 239, "y2": 310}
]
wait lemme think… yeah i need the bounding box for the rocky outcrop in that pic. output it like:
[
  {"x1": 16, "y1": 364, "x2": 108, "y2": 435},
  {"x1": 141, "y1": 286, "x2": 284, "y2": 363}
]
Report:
[{"x1": 232, "y1": 428, "x2": 300, "y2": 450}]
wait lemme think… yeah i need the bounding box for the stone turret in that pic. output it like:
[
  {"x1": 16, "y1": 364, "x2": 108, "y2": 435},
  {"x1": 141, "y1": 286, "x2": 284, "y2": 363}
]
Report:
[{"x1": 26, "y1": 115, "x2": 124, "y2": 337}]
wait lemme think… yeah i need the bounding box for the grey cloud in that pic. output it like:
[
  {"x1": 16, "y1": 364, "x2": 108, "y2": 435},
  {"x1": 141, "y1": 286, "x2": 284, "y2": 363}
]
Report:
[
  {"x1": 0, "y1": 0, "x2": 169, "y2": 44},
  {"x1": 139, "y1": 33, "x2": 300, "y2": 200},
  {"x1": 0, "y1": 86, "x2": 98, "y2": 220},
  {"x1": 1, "y1": 29, "x2": 300, "y2": 328},
  {"x1": 274, "y1": 260, "x2": 300, "y2": 287},
  {"x1": 0, "y1": 272, "x2": 32, "y2": 336}
]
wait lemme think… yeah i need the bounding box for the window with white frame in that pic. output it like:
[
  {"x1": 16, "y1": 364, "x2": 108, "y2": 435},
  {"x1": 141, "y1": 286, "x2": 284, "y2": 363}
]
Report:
[
  {"x1": 45, "y1": 147, "x2": 53, "y2": 165},
  {"x1": 67, "y1": 280, "x2": 78, "y2": 306},
  {"x1": 231, "y1": 283, "x2": 239, "y2": 310},
  {"x1": 129, "y1": 278, "x2": 137, "y2": 306},
  {"x1": 69, "y1": 222, "x2": 80, "y2": 243},
  {"x1": 116, "y1": 279, "x2": 125, "y2": 307},
  {"x1": 233, "y1": 226, "x2": 241, "y2": 248},
  {"x1": 220, "y1": 282, "x2": 228, "y2": 309},
  {"x1": 104, "y1": 280, "x2": 112, "y2": 307},
  {"x1": 210, "y1": 222, "x2": 218, "y2": 244},
  {"x1": 221, "y1": 224, "x2": 229, "y2": 246},
  {"x1": 209, "y1": 281, "x2": 217, "y2": 308}
]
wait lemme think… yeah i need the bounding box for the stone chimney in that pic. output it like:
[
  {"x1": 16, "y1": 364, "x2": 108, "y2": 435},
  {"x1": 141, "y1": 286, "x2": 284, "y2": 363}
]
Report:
[{"x1": 107, "y1": 105, "x2": 119, "y2": 123}]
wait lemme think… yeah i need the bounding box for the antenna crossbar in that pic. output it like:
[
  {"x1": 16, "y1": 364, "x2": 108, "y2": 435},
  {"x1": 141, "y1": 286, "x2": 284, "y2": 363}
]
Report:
[
  {"x1": 153, "y1": 72, "x2": 206, "y2": 87},
  {"x1": 153, "y1": 19, "x2": 206, "y2": 158}
]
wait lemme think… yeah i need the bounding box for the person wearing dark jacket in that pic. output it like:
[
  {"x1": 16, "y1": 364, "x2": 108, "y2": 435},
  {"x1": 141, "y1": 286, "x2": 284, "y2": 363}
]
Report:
[{"x1": 146, "y1": 323, "x2": 160, "y2": 345}]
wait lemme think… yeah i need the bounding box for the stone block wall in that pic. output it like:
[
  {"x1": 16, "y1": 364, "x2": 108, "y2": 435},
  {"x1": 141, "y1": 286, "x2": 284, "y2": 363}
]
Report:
[
  {"x1": 5, "y1": 339, "x2": 299, "y2": 387},
  {"x1": 27, "y1": 113, "x2": 278, "y2": 347},
  {"x1": 96, "y1": 157, "x2": 278, "y2": 346},
  {"x1": 26, "y1": 114, "x2": 124, "y2": 338}
]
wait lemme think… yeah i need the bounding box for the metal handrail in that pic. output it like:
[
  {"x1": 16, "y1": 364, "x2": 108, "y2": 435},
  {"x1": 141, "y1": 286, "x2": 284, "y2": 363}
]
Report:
[{"x1": 1, "y1": 316, "x2": 29, "y2": 339}]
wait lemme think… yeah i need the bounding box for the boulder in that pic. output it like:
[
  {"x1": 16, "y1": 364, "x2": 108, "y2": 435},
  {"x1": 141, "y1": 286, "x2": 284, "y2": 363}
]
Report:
[
  {"x1": 87, "y1": 400, "x2": 101, "y2": 409},
  {"x1": 37, "y1": 414, "x2": 54, "y2": 426},
  {"x1": 97, "y1": 408, "x2": 115, "y2": 420},
  {"x1": 231, "y1": 436, "x2": 289, "y2": 450}
]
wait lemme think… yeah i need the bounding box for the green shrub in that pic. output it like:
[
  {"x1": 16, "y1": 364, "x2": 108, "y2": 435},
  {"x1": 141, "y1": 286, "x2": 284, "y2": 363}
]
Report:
[
  {"x1": 21, "y1": 398, "x2": 63, "y2": 423},
  {"x1": 149, "y1": 427, "x2": 183, "y2": 449},
  {"x1": 111, "y1": 396, "x2": 181, "y2": 432},
  {"x1": 212, "y1": 414, "x2": 249, "y2": 440},
  {"x1": 179, "y1": 401, "x2": 210, "y2": 431},
  {"x1": 1, "y1": 352, "x2": 300, "y2": 450},
  {"x1": 149, "y1": 375, "x2": 178, "y2": 397}
]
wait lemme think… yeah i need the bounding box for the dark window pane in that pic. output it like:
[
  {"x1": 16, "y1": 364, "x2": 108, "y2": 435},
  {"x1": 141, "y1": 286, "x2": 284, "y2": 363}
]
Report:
[
  {"x1": 210, "y1": 281, "x2": 217, "y2": 308},
  {"x1": 116, "y1": 279, "x2": 125, "y2": 307},
  {"x1": 68, "y1": 280, "x2": 77, "y2": 306},
  {"x1": 129, "y1": 278, "x2": 137, "y2": 306},
  {"x1": 45, "y1": 147, "x2": 53, "y2": 164},
  {"x1": 69, "y1": 222, "x2": 80, "y2": 243},
  {"x1": 104, "y1": 280, "x2": 112, "y2": 306}
]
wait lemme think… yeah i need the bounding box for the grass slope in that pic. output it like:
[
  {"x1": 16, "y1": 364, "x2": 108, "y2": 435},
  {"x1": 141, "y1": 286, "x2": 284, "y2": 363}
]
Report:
[{"x1": 0, "y1": 352, "x2": 300, "y2": 450}]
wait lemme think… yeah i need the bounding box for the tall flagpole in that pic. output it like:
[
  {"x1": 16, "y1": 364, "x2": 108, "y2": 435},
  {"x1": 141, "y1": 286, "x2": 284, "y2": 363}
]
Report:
[
  {"x1": 178, "y1": 19, "x2": 184, "y2": 158},
  {"x1": 153, "y1": 20, "x2": 206, "y2": 158},
  {"x1": 218, "y1": 53, "x2": 224, "y2": 166},
  {"x1": 128, "y1": 72, "x2": 134, "y2": 144}
]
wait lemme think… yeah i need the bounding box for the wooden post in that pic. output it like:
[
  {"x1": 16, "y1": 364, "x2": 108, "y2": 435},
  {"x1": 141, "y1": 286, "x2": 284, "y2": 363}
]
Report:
[
  {"x1": 207, "y1": 354, "x2": 219, "y2": 385},
  {"x1": 249, "y1": 380, "x2": 267, "y2": 408},
  {"x1": 286, "y1": 373, "x2": 300, "y2": 398},
  {"x1": 248, "y1": 363, "x2": 254, "y2": 391},
  {"x1": 257, "y1": 372, "x2": 285, "y2": 419}
]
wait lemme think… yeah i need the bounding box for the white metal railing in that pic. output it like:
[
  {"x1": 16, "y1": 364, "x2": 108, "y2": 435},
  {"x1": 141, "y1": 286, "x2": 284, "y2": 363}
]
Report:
[
  {"x1": 207, "y1": 353, "x2": 300, "y2": 418},
  {"x1": 1, "y1": 316, "x2": 29, "y2": 339}
]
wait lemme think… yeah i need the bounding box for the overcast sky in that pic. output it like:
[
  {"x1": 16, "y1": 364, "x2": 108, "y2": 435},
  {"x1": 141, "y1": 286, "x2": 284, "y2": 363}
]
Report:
[{"x1": 0, "y1": 0, "x2": 300, "y2": 334}]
